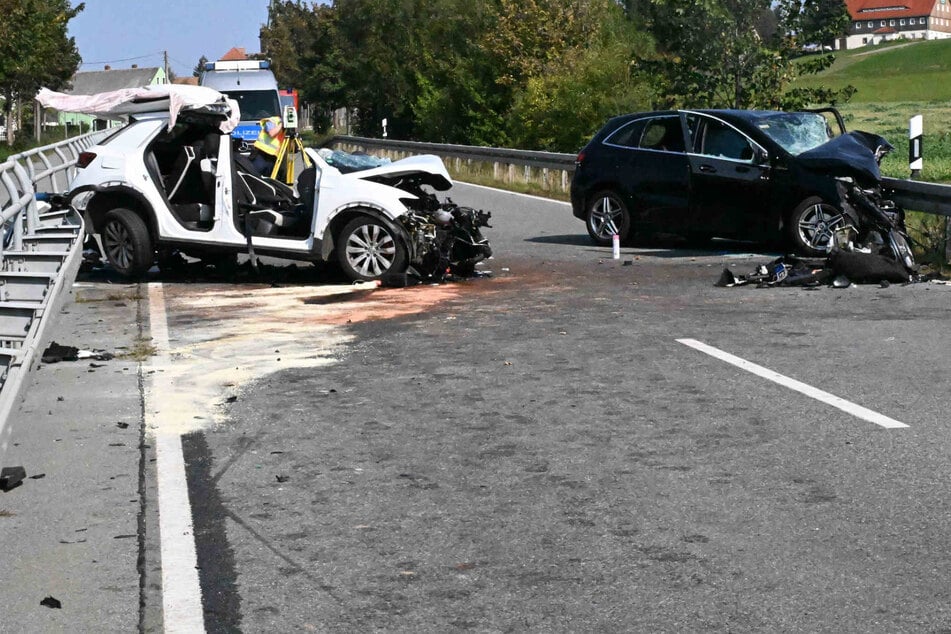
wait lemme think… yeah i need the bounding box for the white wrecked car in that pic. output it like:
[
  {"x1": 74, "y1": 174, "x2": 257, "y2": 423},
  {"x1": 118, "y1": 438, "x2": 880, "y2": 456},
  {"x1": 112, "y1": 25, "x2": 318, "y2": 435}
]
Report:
[{"x1": 39, "y1": 85, "x2": 491, "y2": 281}]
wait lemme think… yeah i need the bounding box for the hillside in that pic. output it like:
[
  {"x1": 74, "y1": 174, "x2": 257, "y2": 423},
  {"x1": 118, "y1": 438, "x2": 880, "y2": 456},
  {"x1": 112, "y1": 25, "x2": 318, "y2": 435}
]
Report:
[{"x1": 794, "y1": 38, "x2": 951, "y2": 102}]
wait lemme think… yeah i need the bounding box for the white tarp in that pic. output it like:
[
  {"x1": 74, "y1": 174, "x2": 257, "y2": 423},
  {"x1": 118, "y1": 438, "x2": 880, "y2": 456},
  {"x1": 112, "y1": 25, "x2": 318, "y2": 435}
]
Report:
[{"x1": 36, "y1": 84, "x2": 240, "y2": 133}]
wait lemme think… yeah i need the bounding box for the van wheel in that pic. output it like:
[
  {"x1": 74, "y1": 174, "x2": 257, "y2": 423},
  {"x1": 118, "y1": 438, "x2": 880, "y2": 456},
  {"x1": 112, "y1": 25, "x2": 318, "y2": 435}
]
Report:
[{"x1": 102, "y1": 208, "x2": 153, "y2": 278}]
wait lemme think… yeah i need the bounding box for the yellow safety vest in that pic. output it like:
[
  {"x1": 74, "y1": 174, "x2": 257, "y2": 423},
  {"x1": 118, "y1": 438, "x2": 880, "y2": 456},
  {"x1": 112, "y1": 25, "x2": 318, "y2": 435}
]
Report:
[{"x1": 253, "y1": 117, "x2": 284, "y2": 156}]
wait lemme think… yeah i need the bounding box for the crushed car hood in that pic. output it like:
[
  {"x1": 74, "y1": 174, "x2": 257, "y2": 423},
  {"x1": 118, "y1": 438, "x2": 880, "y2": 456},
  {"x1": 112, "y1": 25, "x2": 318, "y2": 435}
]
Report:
[
  {"x1": 797, "y1": 131, "x2": 892, "y2": 184},
  {"x1": 351, "y1": 154, "x2": 453, "y2": 191},
  {"x1": 37, "y1": 84, "x2": 240, "y2": 133}
]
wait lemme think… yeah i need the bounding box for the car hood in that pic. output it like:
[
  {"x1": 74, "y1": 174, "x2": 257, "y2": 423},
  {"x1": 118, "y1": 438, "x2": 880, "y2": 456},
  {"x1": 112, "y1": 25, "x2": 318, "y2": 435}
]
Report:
[
  {"x1": 37, "y1": 84, "x2": 240, "y2": 133},
  {"x1": 348, "y1": 154, "x2": 453, "y2": 191},
  {"x1": 796, "y1": 131, "x2": 892, "y2": 183}
]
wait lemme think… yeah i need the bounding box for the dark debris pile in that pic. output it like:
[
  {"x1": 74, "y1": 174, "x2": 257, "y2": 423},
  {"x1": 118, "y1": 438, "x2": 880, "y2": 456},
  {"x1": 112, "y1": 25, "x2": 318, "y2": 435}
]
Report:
[{"x1": 717, "y1": 252, "x2": 943, "y2": 289}]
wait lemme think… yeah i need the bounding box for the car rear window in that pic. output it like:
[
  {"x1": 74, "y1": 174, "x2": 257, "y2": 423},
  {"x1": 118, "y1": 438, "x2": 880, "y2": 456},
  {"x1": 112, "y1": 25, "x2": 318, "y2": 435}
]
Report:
[{"x1": 605, "y1": 118, "x2": 648, "y2": 148}]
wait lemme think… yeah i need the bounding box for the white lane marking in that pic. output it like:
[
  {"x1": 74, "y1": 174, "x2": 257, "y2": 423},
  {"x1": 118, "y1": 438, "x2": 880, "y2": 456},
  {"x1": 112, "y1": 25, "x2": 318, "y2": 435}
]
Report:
[
  {"x1": 456, "y1": 181, "x2": 572, "y2": 205},
  {"x1": 147, "y1": 283, "x2": 206, "y2": 633},
  {"x1": 677, "y1": 338, "x2": 908, "y2": 429}
]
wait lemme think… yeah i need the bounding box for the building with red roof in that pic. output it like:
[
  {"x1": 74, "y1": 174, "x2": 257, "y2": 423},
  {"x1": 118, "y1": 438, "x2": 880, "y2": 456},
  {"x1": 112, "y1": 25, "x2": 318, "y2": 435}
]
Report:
[{"x1": 844, "y1": 0, "x2": 951, "y2": 48}]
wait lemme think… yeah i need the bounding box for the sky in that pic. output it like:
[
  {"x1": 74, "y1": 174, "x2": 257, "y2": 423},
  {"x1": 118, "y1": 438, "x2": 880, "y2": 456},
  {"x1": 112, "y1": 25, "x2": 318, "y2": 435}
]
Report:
[{"x1": 67, "y1": 0, "x2": 272, "y2": 78}]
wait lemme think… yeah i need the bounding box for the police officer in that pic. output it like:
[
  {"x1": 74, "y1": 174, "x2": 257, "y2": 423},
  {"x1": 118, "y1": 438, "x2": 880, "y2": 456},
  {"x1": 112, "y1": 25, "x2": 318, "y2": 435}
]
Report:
[{"x1": 250, "y1": 116, "x2": 285, "y2": 177}]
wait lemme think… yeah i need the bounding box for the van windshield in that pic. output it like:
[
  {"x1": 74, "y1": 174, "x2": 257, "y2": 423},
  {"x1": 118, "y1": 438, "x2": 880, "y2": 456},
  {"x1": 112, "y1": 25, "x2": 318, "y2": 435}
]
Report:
[{"x1": 221, "y1": 90, "x2": 281, "y2": 121}]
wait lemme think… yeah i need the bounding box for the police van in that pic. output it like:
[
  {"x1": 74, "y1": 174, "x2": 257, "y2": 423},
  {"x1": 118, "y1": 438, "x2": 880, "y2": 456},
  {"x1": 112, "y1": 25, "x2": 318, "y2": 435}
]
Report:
[{"x1": 199, "y1": 60, "x2": 282, "y2": 151}]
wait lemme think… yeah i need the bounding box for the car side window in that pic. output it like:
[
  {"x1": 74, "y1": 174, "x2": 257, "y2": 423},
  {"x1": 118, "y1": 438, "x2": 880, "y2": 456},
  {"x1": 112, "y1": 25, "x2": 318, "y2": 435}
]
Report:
[
  {"x1": 699, "y1": 118, "x2": 755, "y2": 162},
  {"x1": 638, "y1": 116, "x2": 685, "y2": 153},
  {"x1": 605, "y1": 118, "x2": 648, "y2": 148}
]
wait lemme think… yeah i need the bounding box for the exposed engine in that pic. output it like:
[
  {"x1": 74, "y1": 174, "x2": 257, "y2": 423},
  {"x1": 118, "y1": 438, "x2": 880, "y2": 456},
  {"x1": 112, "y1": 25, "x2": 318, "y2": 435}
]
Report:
[{"x1": 400, "y1": 193, "x2": 492, "y2": 278}]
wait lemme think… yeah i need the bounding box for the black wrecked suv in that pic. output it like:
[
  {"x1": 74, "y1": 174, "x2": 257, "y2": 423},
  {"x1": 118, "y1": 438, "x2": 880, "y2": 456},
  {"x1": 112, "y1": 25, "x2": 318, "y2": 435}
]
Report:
[{"x1": 570, "y1": 108, "x2": 858, "y2": 255}]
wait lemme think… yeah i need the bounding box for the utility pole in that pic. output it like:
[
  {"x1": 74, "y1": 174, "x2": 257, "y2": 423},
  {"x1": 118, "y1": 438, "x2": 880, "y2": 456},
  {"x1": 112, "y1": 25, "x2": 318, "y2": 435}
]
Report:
[{"x1": 164, "y1": 50, "x2": 169, "y2": 83}]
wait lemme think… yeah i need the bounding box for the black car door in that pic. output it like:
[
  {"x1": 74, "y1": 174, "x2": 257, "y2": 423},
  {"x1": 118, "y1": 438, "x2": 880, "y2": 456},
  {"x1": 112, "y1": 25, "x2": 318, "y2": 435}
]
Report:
[
  {"x1": 685, "y1": 113, "x2": 772, "y2": 240},
  {"x1": 628, "y1": 114, "x2": 691, "y2": 232}
]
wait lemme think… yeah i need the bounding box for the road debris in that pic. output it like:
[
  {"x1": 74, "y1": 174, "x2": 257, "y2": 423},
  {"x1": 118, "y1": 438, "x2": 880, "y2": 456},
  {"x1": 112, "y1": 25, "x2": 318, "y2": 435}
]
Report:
[
  {"x1": 0, "y1": 466, "x2": 26, "y2": 492},
  {"x1": 716, "y1": 252, "x2": 922, "y2": 288},
  {"x1": 41, "y1": 342, "x2": 114, "y2": 363},
  {"x1": 40, "y1": 596, "x2": 62, "y2": 609}
]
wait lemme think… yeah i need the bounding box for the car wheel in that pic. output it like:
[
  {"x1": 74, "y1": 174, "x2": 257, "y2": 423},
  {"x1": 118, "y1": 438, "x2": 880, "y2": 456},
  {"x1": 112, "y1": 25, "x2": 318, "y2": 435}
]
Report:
[
  {"x1": 788, "y1": 198, "x2": 846, "y2": 257},
  {"x1": 586, "y1": 191, "x2": 631, "y2": 246},
  {"x1": 336, "y1": 215, "x2": 407, "y2": 281},
  {"x1": 102, "y1": 208, "x2": 153, "y2": 278}
]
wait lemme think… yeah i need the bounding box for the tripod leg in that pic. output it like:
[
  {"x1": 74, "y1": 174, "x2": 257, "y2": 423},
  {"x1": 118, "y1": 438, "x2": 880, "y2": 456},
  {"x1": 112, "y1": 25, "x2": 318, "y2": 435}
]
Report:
[
  {"x1": 271, "y1": 139, "x2": 289, "y2": 180},
  {"x1": 285, "y1": 144, "x2": 295, "y2": 184},
  {"x1": 296, "y1": 138, "x2": 312, "y2": 167}
]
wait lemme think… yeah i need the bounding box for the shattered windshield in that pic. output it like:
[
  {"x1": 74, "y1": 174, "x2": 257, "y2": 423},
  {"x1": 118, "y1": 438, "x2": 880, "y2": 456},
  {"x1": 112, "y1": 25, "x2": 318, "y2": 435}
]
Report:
[{"x1": 754, "y1": 112, "x2": 832, "y2": 156}]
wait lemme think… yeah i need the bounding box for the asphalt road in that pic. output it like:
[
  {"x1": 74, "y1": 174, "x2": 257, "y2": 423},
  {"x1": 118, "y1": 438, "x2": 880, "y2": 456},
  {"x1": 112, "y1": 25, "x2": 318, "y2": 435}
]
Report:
[{"x1": 3, "y1": 182, "x2": 951, "y2": 632}]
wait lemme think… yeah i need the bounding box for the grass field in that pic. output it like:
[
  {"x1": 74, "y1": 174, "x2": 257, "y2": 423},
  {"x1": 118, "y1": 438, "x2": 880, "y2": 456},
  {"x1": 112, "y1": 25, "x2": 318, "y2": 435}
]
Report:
[
  {"x1": 794, "y1": 39, "x2": 951, "y2": 182},
  {"x1": 796, "y1": 39, "x2": 951, "y2": 102}
]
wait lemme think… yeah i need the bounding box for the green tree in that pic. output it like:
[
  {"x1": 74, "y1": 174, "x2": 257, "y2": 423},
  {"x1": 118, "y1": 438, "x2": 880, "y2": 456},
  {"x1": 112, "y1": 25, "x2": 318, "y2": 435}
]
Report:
[
  {"x1": 193, "y1": 55, "x2": 208, "y2": 78},
  {"x1": 798, "y1": 0, "x2": 851, "y2": 49},
  {"x1": 506, "y1": 2, "x2": 654, "y2": 151},
  {"x1": 0, "y1": 0, "x2": 84, "y2": 144},
  {"x1": 407, "y1": 0, "x2": 507, "y2": 145},
  {"x1": 634, "y1": 0, "x2": 853, "y2": 110},
  {"x1": 260, "y1": 1, "x2": 318, "y2": 91}
]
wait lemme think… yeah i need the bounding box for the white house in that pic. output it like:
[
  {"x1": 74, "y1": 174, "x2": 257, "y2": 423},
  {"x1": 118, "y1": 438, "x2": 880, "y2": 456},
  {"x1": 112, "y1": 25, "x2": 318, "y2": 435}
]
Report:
[{"x1": 844, "y1": 0, "x2": 951, "y2": 48}]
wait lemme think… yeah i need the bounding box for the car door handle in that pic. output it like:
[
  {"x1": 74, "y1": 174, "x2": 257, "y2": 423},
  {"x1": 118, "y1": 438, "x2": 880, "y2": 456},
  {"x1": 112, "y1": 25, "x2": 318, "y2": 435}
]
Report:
[{"x1": 699, "y1": 164, "x2": 716, "y2": 173}]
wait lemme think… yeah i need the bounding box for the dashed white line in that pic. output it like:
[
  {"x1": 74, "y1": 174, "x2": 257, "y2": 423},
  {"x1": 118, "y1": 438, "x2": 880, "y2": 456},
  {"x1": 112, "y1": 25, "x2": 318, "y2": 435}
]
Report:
[
  {"x1": 147, "y1": 283, "x2": 206, "y2": 633},
  {"x1": 677, "y1": 338, "x2": 908, "y2": 429}
]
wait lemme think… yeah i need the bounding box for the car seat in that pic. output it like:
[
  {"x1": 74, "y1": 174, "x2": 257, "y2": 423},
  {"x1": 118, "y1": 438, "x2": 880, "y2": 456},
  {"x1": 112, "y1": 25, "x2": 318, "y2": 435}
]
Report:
[{"x1": 232, "y1": 155, "x2": 303, "y2": 237}]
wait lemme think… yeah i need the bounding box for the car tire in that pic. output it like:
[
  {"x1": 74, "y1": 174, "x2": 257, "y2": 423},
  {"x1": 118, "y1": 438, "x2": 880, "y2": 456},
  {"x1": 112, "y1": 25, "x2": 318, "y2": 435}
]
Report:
[
  {"x1": 102, "y1": 208, "x2": 153, "y2": 278},
  {"x1": 586, "y1": 190, "x2": 631, "y2": 246},
  {"x1": 336, "y1": 215, "x2": 407, "y2": 281},
  {"x1": 787, "y1": 198, "x2": 846, "y2": 257}
]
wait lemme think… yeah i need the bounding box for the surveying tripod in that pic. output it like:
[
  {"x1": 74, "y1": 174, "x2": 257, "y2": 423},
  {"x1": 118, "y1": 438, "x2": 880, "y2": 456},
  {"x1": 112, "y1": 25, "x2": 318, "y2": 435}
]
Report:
[{"x1": 270, "y1": 106, "x2": 311, "y2": 185}]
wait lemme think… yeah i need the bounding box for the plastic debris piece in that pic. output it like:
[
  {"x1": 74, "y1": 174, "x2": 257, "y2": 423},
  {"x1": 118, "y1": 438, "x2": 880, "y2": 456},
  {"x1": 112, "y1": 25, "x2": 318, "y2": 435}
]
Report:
[
  {"x1": 276, "y1": 475, "x2": 290, "y2": 483},
  {"x1": 40, "y1": 596, "x2": 62, "y2": 609},
  {"x1": 0, "y1": 466, "x2": 26, "y2": 492}
]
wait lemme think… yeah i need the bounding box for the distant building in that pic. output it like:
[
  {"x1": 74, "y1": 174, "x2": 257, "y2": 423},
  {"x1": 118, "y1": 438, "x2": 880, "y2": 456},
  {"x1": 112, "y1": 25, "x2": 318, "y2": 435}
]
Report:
[
  {"x1": 219, "y1": 47, "x2": 249, "y2": 61},
  {"x1": 56, "y1": 66, "x2": 167, "y2": 131},
  {"x1": 844, "y1": 0, "x2": 951, "y2": 48}
]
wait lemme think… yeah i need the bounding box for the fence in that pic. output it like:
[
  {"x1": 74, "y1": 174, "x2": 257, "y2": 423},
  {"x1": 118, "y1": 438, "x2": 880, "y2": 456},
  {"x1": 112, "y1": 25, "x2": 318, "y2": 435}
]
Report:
[{"x1": 0, "y1": 129, "x2": 110, "y2": 470}]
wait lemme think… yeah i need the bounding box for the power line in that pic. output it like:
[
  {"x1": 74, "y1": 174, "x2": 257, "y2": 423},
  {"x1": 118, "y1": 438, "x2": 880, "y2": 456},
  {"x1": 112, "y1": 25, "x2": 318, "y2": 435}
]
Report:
[{"x1": 80, "y1": 51, "x2": 165, "y2": 66}]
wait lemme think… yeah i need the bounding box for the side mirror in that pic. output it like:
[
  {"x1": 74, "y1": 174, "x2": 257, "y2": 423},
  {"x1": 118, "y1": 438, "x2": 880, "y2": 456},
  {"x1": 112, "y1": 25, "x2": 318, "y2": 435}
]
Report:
[{"x1": 753, "y1": 146, "x2": 769, "y2": 165}]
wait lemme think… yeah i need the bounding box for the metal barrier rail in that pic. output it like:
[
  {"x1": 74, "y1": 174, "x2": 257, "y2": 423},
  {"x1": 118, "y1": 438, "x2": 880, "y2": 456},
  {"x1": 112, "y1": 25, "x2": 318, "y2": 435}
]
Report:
[
  {"x1": 0, "y1": 129, "x2": 110, "y2": 470},
  {"x1": 882, "y1": 177, "x2": 951, "y2": 218}
]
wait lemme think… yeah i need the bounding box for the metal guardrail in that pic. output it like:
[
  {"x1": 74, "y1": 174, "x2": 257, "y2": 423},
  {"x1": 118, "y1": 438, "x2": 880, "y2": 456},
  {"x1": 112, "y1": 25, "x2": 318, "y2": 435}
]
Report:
[
  {"x1": 882, "y1": 177, "x2": 951, "y2": 218},
  {"x1": 332, "y1": 135, "x2": 578, "y2": 192},
  {"x1": 0, "y1": 129, "x2": 110, "y2": 471}
]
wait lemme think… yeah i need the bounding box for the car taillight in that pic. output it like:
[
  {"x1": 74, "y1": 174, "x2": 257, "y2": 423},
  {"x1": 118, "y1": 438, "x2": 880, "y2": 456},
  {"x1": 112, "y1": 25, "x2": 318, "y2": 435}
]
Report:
[
  {"x1": 76, "y1": 151, "x2": 96, "y2": 169},
  {"x1": 575, "y1": 151, "x2": 585, "y2": 166}
]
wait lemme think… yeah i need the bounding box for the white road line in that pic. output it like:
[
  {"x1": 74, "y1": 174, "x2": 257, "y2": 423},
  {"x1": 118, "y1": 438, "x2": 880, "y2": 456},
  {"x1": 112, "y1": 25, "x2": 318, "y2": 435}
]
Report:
[
  {"x1": 147, "y1": 283, "x2": 206, "y2": 633},
  {"x1": 677, "y1": 338, "x2": 908, "y2": 429},
  {"x1": 456, "y1": 180, "x2": 573, "y2": 205}
]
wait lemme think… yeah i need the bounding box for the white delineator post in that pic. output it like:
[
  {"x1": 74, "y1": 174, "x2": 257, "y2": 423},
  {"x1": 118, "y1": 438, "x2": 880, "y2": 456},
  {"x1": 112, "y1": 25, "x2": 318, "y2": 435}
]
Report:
[{"x1": 909, "y1": 114, "x2": 923, "y2": 179}]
